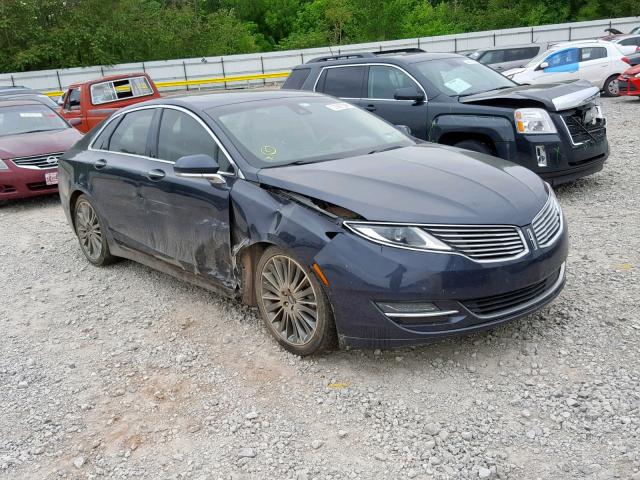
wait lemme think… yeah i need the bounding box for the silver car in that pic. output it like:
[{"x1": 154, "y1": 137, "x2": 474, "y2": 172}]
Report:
[{"x1": 468, "y1": 44, "x2": 548, "y2": 72}]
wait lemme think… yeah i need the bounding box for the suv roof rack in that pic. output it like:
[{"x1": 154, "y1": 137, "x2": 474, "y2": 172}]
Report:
[
  {"x1": 306, "y1": 52, "x2": 376, "y2": 63},
  {"x1": 306, "y1": 47, "x2": 425, "y2": 63},
  {"x1": 373, "y1": 47, "x2": 425, "y2": 56}
]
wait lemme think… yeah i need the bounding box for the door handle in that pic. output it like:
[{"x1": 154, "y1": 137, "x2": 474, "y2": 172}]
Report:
[
  {"x1": 365, "y1": 104, "x2": 377, "y2": 112},
  {"x1": 94, "y1": 159, "x2": 107, "y2": 170},
  {"x1": 147, "y1": 169, "x2": 166, "y2": 181}
]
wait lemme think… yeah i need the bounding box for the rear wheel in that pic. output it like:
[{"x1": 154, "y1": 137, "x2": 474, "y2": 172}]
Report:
[
  {"x1": 602, "y1": 75, "x2": 619, "y2": 97},
  {"x1": 74, "y1": 195, "x2": 115, "y2": 266},
  {"x1": 255, "y1": 246, "x2": 336, "y2": 355},
  {"x1": 454, "y1": 139, "x2": 496, "y2": 156}
]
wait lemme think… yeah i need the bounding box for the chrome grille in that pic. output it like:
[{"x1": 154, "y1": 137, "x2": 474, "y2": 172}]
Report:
[
  {"x1": 424, "y1": 225, "x2": 527, "y2": 262},
  {"x1": 532, "y1": 195, "x2": 562, "y2": 248},
  {"x1": 11, "y1": 153, "x2": 62, "y2": 170}
]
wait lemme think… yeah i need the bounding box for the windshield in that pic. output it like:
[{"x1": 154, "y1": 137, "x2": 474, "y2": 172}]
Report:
[
  {"x1": 468, "y1": 51, "x2": 482, "y2": 60},
  {"x1": 207, "y1": 97, "x2": 414, "y2": 168},
  {"x1": 525, "y1": 48, "x2": 558, "y2": 68},
  {"x1": 413, "y1": 57, "x2": 515, "y2": 97},
  {"x1": 0, "y1": 104, "x2": 68, "y2": 136}
]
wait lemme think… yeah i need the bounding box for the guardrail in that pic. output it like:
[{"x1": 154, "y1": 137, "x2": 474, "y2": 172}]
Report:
[
  {"x1": 4, "y1": 15, "x2": 639, "y2": 96},
  {"x1": 43, "y1": 71, "x2": 291, "y2": 97}
]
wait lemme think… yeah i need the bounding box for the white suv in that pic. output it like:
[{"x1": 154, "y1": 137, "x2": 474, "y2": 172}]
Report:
[{"x1": 503, "y1": 41, "x2": 629, "y2": 97}]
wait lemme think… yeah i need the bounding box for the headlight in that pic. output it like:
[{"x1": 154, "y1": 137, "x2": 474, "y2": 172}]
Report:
[
  {"x1": 635, "y1": 73, "x2": 640, "y2": 78},
  {"x1": 344, "y1": 222, "x2": 452, "y2": 252},
  {"x1": 0, "y1": 160, "x2": 10, "y2": 171},
  {"x1": 514, "y1": 108, "x2": 557, "y2": 134}
]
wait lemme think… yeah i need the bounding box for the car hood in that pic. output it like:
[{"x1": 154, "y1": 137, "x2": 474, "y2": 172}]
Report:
[
  {"x1": 0, "y1": 128, "x2": 82, "y2": 159},
  {"x1": 256, "y1": 144, "x2": 548, "y2": 226},
  {"x1": 459, "y1": 80, "x2": 600, "y2": 111}
]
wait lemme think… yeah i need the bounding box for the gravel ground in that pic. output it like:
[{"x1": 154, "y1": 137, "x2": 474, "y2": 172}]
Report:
[{"x1": 0, "y1": 96, "x2": 639, "y2": 480}]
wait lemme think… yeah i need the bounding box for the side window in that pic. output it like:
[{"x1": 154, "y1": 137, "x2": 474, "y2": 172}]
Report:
[
  {"x1": 480, "y1": 49, "x2": 506, "y2": 64},
  {"x1": 318, "y1": 66, "x2": 365, "y2": 98},
  {"x1": 157, "y1": 109, "x2": 232, "y2": 173},
  {"x1": 108, "y1": 109, "x2": 155, "y2": 156},
  {"x1": 620, "y1": 38, "x2": 640, "y2": 46},
  {"x1": 283, "y1": 68, "x2": 311, "y2": 89},
  {"x1": 580, "y1": 47, "x2": 607, "y2": 62},
  {"x1": 506, "y1": 47, "x2": 539, "y2": 62},
  {"x1": 545, "y1": 48, "x2": 579, "y2": 68},
  {"x1": 65, "y1": 88, "x2": 81, "y2": 111},
  {"x1": 367, "y1": 65, "x2": 418, "y2": 99}
]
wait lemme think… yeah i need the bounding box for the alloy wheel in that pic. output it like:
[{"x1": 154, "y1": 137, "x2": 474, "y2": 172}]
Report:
[
  {"x1": 76, "y1": 200, "x2": 103, "y2": 262},
  {"x1": 607, "y1": 79, "x2": 619, "y2": 96},
  {"x1": 260, "y1": 255, "x2": 318, "y2": 346}
]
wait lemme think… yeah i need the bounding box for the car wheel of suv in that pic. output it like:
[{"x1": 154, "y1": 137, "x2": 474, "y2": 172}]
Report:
[
  {"x1": 603, "y1": 75, "x2": 619, "y2": 97},
  {"x1": 255, "y1": 246, "x2": 336, "y2": 355},
  {"x1": 454, "y1": 139, "x2": 496, "y2": 156},
  {"x1": 74, "y1": 194, "x2": 115, "y2": 266}
]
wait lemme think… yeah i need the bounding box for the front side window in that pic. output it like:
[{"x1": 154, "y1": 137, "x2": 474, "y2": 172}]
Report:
[
  {"x1": 544, "y1": 48, "x2": 579, "y2": 68},
  {"x1": 367, "y1": 65, "x2": 418, "y2": 99},
  {"x1": 90, "y1": 76, "x2": 154, "y2": 105},
  {"x1": 413, "y1": 57, "x2": 515, "y2": 96},
  {"x1": 108, "y1": 109, "x2": 155, "y2": 156},
  {"x1": 0, "y1": 104, "x2": 69, "y2": 137},
  {"x1": 207, "y1": 96, "x2": 413, "y2": 168},
  {"x1": 317, "y1": 66, "x2": 365, "y2": 98},
  {"x1": 65, "y1": 88, "x2": 81, "y2": 111},
  {"x1": 580, "y1": 47, "x2": 607, "y2": 61},
  {"x1": 157, "y1": 109, "x2": 231, "y2": 172}
]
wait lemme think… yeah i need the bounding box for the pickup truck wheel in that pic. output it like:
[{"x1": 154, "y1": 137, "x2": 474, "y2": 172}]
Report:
[
  {"x1": 454, "y1": 139, "x2": 496, "y2": 156},
  {"x1": 602, "y1": 75, "x2": 619, "y2": 97}
]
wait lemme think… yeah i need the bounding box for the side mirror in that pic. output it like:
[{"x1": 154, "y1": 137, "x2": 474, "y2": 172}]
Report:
[
  {"x1": 538, "y1": 61, "x2": 550, "y2": 70},
  {"x1": 68, "y1": 118, "x2": 81, "y2": 126},
  {"x1": 395, "y1": 125, "x2": 412, "y2": 136},
  {"x1": 174, "y1": 154, "x2": 222, "y2": 182},
  {"x1": 394, "y1": 87, "x2": 425, "y2": 103}
]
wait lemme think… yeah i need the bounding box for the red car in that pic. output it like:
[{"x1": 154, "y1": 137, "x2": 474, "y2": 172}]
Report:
[
  {"x1": 618, "y1": 64, "x2": 640, "y2": 96},
  {"x1": 59, "y1": 73, "x2": 161, "y2": 133},
  {"x1": 0, "y1": 100, "x2": 82, "y2": 202}
]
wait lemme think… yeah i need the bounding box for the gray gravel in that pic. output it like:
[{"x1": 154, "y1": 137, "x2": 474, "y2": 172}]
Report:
[{"x1": 1, "y1": 96, "x2": 639, "y2": 480}]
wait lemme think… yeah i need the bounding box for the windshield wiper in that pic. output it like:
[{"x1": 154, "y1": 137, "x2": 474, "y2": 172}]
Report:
[
  {"x1": 15, "y1": 128, "x2": 61, "y2": 135},
  {"x1": 367, "y1": 145, "x2": 404, "y2": 155}
]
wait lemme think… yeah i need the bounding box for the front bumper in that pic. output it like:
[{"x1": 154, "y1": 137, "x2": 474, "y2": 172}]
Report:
[
  {"x1": 314, "y1": 220, "x2": 568, "y2": 349},
  {"x1": 498, "y1": 118, "x2": 608, "y2": 186},
  {"x1": 0, "y1": 161, "x2": 58, "y2": 200},
  {"x1": 617, "y1": 76, "x2": 640, "y2": 96}
]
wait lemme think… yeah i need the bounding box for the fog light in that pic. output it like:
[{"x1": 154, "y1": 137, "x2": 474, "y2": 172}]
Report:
[
  {"x1": 535, "y1": 145, "x2": 547, "y2": 167},
  {"x1": 376, "y1": 302, "x2": 459, "y2": 321}
]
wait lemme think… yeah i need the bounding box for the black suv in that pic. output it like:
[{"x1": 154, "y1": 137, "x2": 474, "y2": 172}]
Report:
[{"x1": 283, "y1": 49, "x2": 609, "y2": 185}]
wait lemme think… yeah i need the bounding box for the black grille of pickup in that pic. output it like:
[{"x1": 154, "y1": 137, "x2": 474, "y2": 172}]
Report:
[
  {"x1": 560, "y1": 112, "x2": 606, "y2": 146},
  {"x1": 463, "y1": 268, "x2": 561, "y2": 317}
]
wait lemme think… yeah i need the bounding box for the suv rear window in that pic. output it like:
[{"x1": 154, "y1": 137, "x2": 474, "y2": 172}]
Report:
[
  {"x1": 90, "y1": 76, "x2": 154, "y2": 105},
  {"x1": 283, "y1": 68, "x2": 311, "y2": 89},
  {"x1": 316, "y1": 66, "x2": 365, "y2": 98}
]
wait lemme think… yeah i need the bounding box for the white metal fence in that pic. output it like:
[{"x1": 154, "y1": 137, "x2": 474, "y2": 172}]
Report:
[{"x1": 1, "y1": 16, "x2": 638, "y2": 94}]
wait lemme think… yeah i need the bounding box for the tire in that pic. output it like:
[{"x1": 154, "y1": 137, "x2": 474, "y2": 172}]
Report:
[
  {"x1": 454, "y1": 139, "x2": 496, "y2": 156},
  {"x1": 254, "y1": 246, "x2": 336, "y2": 355},
  {"x1": 73, "y1": 194, "x2": 116, "y2": 266},
  {"x1": 602, "y1": 75, "x2": 619, "y2": 97}
]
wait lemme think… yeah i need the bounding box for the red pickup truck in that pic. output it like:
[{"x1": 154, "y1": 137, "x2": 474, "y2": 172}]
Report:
[{"x1": 59, "y1": 73, "x2": 161, "y2": 133}]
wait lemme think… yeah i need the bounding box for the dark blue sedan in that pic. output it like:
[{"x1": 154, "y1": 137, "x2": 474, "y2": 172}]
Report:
[{"x1": 58, "y1": 91, "x2": 567, "y2": 355}]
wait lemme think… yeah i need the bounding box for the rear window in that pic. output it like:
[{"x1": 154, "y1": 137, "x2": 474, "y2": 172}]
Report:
[
  {"x1": 283, "y1": 68, "x2": 311, "y2": 89},
  {"x1": 90, "y1": 76, "x2": 154, "y2": 105}
]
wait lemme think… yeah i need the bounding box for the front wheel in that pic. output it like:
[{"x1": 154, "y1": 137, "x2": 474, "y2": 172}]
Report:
[
  {"x1": 454, "y1": 139, "x2": 496, "y2": 156},
  {"x1": 74, "y1": 194, "x2": 115, "y2": 266},
  {"x1": 602, "y1": 75, "x2": 619, "y2": 97},
  {"x1": 255, "y1": 246, "x2": 336, "y2": 355}
]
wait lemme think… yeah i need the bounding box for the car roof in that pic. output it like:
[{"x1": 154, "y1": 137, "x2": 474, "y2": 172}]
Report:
[
  {"x1": 299, "y1": 51, "x2": 458, "y2": 68},
  {"x1": 602, "y1": 34, "x2": 640, "y2": 41},
  {"x1": 0, "y1": 99, "x2": 44, "y2": 108},
  {"x1": 68, "y1": 72, "x2": 148, "y2": 88},
  {"x1": 135, "y1": 89, "x2": 328, "y2": 110},
  {"x1": 473, "y1": 43, "x2": 545, "y2": 53},
  {"x1": 0, "y1": 86, "x2": 36, "y2": 95}
]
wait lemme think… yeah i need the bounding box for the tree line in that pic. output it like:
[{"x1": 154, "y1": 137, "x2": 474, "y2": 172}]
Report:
[{"x1": 1, "y1": 0, "x2": 639, "y2": 73}]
